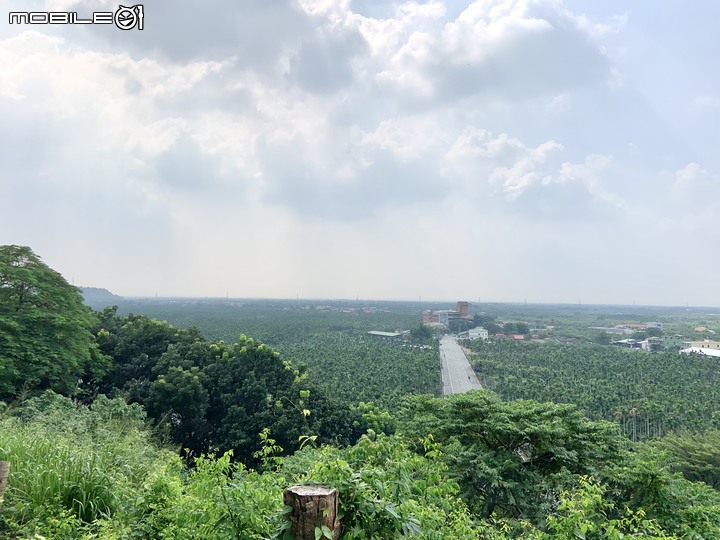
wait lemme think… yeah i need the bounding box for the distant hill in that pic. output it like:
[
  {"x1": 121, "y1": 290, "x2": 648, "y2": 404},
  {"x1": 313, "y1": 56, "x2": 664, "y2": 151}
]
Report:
[{"x1": 81, "y1": 287, "x2": 124, "y2": 307}]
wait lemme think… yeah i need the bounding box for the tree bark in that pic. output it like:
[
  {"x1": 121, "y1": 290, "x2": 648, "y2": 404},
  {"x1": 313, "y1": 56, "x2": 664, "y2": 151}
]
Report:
[
  {"x1": 283, "y1": 485, "x2": 339, "y2": 540},
  {"x1": 0, "y1": 461, "x2": 9, "y2": 500}
]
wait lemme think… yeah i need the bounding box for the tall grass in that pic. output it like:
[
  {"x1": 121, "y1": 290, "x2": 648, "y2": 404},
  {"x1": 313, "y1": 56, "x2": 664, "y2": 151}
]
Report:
[
  {"x1": 0, "y1": 391, "x2": 287, "y2": 539},
  {"x1": 0, "y1": 391, "x2": 174, "y2": 538},
  {"x1": 0, "y1": 391, "x2": 478, "y2": 539},
  {"x1": 1, "y1": 432, "x2": 114, "y2": 521}
]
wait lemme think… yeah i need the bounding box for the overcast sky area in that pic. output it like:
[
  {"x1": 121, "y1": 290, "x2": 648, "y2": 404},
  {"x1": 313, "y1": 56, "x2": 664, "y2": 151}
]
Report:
[{"x1": 1, "y1": 0, "x2": 719, "y2": 305}]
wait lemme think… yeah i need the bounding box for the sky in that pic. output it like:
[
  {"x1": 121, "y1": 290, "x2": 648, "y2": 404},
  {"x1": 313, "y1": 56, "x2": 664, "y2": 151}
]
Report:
[{"x1": 1, "y1": 0, "x2": 719, "y2": 305}]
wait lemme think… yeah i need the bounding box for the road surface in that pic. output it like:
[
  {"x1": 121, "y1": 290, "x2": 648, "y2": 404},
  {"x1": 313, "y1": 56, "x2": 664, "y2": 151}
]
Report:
[{"x1": 440, "y1": 335, "x2": 482, "y2": 394}]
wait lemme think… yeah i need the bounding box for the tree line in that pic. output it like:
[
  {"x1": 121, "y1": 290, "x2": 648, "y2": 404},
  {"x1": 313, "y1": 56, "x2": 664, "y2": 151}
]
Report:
[
  {"x1": 0, "y1": 245, "x2": 363, "y2": 464},
  {"x1": 467, "y1": 338, "x2": 720, "y2": 441},
  {"x1": 4, "y1": 245, "x2": 720, "y2": 538}
]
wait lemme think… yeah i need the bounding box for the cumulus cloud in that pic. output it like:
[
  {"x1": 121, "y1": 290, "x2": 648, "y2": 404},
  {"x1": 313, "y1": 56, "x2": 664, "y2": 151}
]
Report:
[
  {"x1": 670, "y1": 163, "x2": 720, "y2": 219},
  {"x1": 1, "y1": 0, "x2": 719, "y2": 304},
  {"x1": 674, "y1": 162, "x2": 710, "y2": 187},
  {"x1": 286, "y1": 21, "x2": 368, "y2": 94},
  {"x1": 375, "y1": 0, "x2": 613, "y2": 105},
  {"x1": 445, "y1": 127, "x2": 561, "y2": 198},
  {"x1": 558, "y1": 154, "x2": 626, "y2": 208}
]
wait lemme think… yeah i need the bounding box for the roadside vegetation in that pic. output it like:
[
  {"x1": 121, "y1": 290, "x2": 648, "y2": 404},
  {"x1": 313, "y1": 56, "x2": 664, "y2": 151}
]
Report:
[
  {"x1": 466, "y1": 339, "x2": 720, "y2": 440},
  {"x1": 3, "y1": 245, "x2": 720, "y2": 538}
]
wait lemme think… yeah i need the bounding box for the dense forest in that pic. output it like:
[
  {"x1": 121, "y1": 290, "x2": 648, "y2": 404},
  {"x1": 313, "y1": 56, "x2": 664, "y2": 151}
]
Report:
[
  {"x1": 3, "y1": 245, "x2": 720, "y2": 538},
  {"x1": 466, "y1": 339, "x2": 720, "y2": 440},
  {"x1": 107, "y1": 298, "x2": 441, "y2": 409}
]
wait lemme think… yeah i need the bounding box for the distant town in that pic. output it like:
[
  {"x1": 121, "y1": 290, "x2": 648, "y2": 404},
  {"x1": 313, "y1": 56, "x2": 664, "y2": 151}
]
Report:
[{"x1": 416, "y1": 301, "x2": 720, "y2": 358}]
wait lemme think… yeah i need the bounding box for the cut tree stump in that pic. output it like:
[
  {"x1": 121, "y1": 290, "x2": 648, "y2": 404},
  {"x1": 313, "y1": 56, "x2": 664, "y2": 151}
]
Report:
[
  {"x1": 0, "y1": 461, "x2": 9, "y2": 500},
  {"x1": 283, "y1": 485, "x2": 339, "y2": 539}
]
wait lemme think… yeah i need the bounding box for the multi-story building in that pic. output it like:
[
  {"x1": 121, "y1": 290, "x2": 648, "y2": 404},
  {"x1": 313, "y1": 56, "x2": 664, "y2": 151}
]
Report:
[
  {"x1": 423, "y1": 301, "x2": 472, "y2": 328},
  {"x1": 468, "y1": 327, "x2": 489, "y2": 340},
  {"x1": 435, "y1": 310, "x2": 456, "y2": 326},
  {"x1": 681, "y1": 340, "x2": 720, "y2": 350}
]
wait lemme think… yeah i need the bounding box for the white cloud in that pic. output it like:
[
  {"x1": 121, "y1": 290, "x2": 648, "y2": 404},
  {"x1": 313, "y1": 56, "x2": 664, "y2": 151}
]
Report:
[
  {"x1": 546, "y1": 93, "x2": 570, "y2": 112},
  {"x1": 361, "y1": 116, "x2": 448, "y2": 159},
  {"x1": 1, "y1": 0, "x2": 719, "y2": 304},
  {"x1": 297, "y1": 0, "x2": 352, "y2": 18},
  {"x1": 674, "y1": 162, "x2": 709, "y2": 187},
  {"x1": 670, "y1": 163, "x2": 719, "y2": 216},
  {"x1": 559, "y1": 154, "x2": 627, "y2": 209},
  {"x1": 374, "y1": 0, "x2": 613, "y2": 105},
  {"x1": 574, "y1": 11, "x2": 628, "y2": 39},
  {"x1": 445, "y1": 127, "x2": 562, "y2": 198}
]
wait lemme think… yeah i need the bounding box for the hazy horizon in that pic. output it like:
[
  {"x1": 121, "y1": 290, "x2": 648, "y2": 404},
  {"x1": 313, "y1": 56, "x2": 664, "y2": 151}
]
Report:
[
  {"x1": 81, "y1": 286, "x2": 720, "y2": 311},
  {"x1": 3, "y1": 1, "x2": 719, "y2": 306}
]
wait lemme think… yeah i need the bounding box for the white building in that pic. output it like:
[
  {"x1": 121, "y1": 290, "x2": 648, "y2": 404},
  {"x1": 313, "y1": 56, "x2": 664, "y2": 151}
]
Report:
[
  {"x1": 680, "y1": 347, "x2": 720, "y2": 358},
  {"x1": 468, "y1": 327, "x2": 489, "y2": 341},
  {"x1": 682, "y1": 340, "x2": 720, "y2": 350}
]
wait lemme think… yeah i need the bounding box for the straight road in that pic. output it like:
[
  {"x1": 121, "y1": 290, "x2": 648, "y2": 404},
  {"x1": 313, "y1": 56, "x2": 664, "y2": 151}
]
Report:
[{"x1": 440, "y1": 335, "x2": 482, "y2": 394}]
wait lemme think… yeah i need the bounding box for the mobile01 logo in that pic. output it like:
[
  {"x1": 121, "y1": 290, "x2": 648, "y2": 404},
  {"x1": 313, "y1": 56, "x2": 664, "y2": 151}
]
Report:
[{"x1": 9, "y1": 5, "x2": 144, "y2": 30}]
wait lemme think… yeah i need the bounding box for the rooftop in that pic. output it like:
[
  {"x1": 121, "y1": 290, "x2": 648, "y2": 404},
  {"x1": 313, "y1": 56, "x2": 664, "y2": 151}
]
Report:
[{"x1": 681, "y1": 347, "x2": 720, "y2": 358}]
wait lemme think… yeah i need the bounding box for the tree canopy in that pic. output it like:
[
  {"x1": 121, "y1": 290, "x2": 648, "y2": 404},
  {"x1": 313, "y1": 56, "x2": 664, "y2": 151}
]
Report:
[
  {"x1": 90, "y1": 309, "x2": 364, "y2": 463},
  {"x1": 400, "y1": 391, "x2": 624, "y2": 520},
  {"x1": 0, "y1": 245, "x2": 103, "y2": 400}
]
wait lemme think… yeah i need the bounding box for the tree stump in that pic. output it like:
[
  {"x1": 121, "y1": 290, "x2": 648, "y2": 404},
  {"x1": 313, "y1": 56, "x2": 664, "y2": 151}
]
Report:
[
  {"x1": 283, "y1": 485, "x2": 339, "y2": 540},
  {"x1": 0, "y1": 461, "x2": 9, "y2": 500}
]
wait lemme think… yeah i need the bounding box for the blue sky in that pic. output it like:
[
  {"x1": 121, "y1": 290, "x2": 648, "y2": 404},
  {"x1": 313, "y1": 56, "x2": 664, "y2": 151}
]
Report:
[{"x1": 1, "y1": 0, "x2": 718, "y2": 305}]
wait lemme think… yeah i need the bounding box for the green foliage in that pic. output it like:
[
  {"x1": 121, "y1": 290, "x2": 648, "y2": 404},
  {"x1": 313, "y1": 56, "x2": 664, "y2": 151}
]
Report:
[
  {"x1": 108, "y1": 300, "x2": 440, "y2": 409},
  {"x1": 449, "y1": 318, "x2": 473, "y2": 333},
  {"x1": 409, "y1": 323, "x2": 433, "y2": 344},
  {"x1": 147, "y1": 364, "x2": 210, "y2": 447},
  {"x1": 90, "y1": 300, "x2": 438, "y2": 461},
  {"x1": 468, "y1": 339, "x2": 720, "y2": 440},
  {"x1": 396, "y1": 391, "x2": 720, "y2": 537},
  {"x1": 6, "y1": 266, "x2": 720, "y2": 538},
  {"x1": 140, "y1": 451, "x2": 285, "y2": 539},
  {"x1": 0, "y1": 391, "x2": 480, "y2": 539},
  {"x1": 112, "y1": 299, "x2": 423, "y2": 347},
  {"x1": 280, "y1": 334, "x2": 441, "y2": 408},
  {"x1": 0, "y1": 245, "x2": 105, "y2": 400},
  {"x1": 351, "y1": 401, "x2": 397, "y2": 436},
  {"x1": 0, "y1": 392, "x2": 292, "y2": 539},
  {"x1": 94, "y1": 310, "x2": 214, "y2": 454},
  {"x1": 94, "y1": 309, "x2": 205, "y2": 400},
  {"x1": 202, "y1": 336, "x2": 352, "y2": 464},
  {"x1": 92, "y1": 310, "x2": 363, "y2": 463},
  {"x1": 545, "y1": 476, "x2": 674, "y2": 539},
  {"x1": 646, "y1": 327, "x2": 664, "y2": 338},
  {"x1": 594, "y1": 331, "x2": 611, "y2": 345},
  {"x1": 473, "y1": 314, "x2": 503, "y2": 335},
  {"x1": 281, "y1": 434, "x2": 479, "y2": 539},
  {"x1": 0, "y1": 391, "x2": 174, "y2": 539},
  {"x1": 502, "y1": 321, "x2": 530, "y2": 335},
  {"x1": 253, "y1": 428, "x2": 285, "y2": 470},
  {"x1": 648, "y1": 430, "x2": 720, "y2": 489},
  {"x1": 3, "y1": 383, "x2": 720, "y2": 539},
  {"x1": 400, "y1": 391, "x2": 625, "y2": 521},
  {"x1": 599, "y1": 445, "x2": 720, "y2": 538}
]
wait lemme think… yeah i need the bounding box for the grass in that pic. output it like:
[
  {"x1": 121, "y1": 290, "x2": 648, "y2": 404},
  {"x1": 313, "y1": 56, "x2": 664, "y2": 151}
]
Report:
[{"x1": 0, "y1": 391, "x2": 173, "y2": 538}]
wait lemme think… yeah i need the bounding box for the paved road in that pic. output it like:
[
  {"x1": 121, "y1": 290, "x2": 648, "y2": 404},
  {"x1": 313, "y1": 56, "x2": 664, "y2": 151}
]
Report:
[{"x1": 440, "y1": 335, "x2": 482, "y2": 394}]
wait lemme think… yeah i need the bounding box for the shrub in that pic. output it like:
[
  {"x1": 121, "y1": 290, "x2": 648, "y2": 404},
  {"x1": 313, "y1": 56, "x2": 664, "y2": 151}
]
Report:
[{"x1": 0, "y1": 391, "x2": 174, "y2": 539}]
